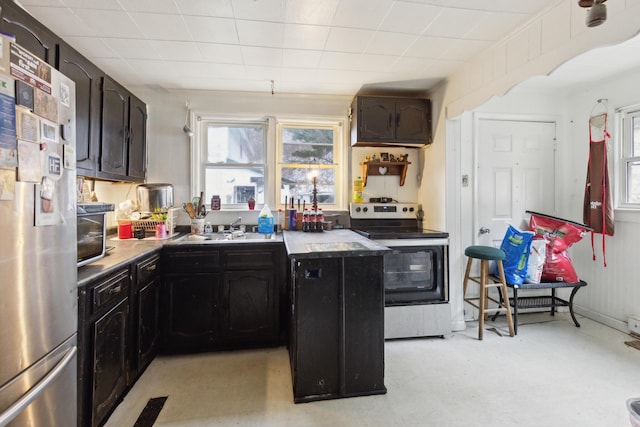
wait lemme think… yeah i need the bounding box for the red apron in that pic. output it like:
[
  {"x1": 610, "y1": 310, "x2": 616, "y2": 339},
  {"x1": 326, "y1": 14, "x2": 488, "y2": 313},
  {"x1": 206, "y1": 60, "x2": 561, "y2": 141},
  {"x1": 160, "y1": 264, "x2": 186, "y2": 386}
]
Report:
[{"x1": 583, "y1": 113, "x2": 614, "y2": 266}]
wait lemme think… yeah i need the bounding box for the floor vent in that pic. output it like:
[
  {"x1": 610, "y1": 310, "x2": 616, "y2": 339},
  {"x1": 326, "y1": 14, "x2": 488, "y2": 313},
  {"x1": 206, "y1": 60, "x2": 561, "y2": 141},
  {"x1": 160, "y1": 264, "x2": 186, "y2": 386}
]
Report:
[{"x1": 133, "y1": 396, "x2": 168, "y2": 427}]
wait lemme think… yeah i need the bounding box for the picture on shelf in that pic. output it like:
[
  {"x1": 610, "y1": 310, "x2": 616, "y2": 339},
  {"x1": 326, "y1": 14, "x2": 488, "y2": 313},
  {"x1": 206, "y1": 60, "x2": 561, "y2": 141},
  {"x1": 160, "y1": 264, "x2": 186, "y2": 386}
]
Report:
[{"x1": 380, "y1": 152, "x2": 389, "y2": 161}]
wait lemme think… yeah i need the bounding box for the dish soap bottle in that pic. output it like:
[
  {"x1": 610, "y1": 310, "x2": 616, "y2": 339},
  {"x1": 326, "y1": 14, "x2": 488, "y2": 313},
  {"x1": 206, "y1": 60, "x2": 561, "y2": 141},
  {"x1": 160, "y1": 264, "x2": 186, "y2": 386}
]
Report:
[{"x1": 257, "y1": 204, "x2": 274, "y2": 237}]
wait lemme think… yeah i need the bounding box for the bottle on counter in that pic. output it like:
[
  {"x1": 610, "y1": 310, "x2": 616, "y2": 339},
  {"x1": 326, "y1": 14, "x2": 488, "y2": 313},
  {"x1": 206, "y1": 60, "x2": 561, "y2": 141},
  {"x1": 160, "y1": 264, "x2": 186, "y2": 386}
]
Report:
[
  {"x1": 309, "y1": 209, "x2": 317, "y2": 232},
  {"x1": 316, "y1": 209, "x2": 324, "y2": 232},
  {"x1": 353, "y1": 176, "x2": 364, "y2": 203},
  {"x1": 302, "y1": 209, "x2": 309, "y2": 232}
]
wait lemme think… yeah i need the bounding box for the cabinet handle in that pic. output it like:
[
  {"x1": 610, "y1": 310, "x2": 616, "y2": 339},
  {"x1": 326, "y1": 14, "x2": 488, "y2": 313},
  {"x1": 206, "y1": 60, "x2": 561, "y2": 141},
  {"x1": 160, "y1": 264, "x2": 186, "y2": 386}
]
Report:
[
  {"x1": 388, "y1": 113, "x2": 393, "y2": 130},
  {"x1": 396, "y1": 113, "x2": 400, "y2": 128},
  {"x1": 109, "y1": 285, "x2": 122, "y2": 294},
  {"x1": 129, "y1": 128, "x2": 135, "y2": 141},
  {"x1": 146, "y1": 264, "x2": 157, "y2": 271}
]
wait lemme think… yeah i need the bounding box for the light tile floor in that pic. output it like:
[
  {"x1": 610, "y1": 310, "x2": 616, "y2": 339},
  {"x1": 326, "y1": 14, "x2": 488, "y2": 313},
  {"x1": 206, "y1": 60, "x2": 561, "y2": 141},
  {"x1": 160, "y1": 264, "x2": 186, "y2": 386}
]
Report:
[{"x1": 105, "y1": 313, "x2": 640, "y2": 427}]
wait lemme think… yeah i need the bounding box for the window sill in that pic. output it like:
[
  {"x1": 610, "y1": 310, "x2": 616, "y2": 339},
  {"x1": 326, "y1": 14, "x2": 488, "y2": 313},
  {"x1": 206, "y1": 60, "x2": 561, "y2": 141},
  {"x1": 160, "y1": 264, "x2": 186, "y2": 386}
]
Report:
[{"x1": 613, "y1": 208, "x2": 640, "y2": 224}]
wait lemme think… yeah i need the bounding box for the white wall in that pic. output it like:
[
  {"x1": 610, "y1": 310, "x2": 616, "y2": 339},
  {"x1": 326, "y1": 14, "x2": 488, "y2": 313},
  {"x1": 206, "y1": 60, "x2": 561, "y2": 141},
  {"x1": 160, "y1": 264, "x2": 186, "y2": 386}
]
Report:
[{"x1": 563, "y1": 67, "x2": 640, "y2": 332}]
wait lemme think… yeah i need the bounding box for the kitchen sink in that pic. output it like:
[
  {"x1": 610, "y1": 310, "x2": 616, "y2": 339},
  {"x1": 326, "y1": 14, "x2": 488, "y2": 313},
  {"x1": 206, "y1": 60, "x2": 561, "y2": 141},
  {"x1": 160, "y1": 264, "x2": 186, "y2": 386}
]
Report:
[{"x1": 180, "y1": 231, "x2": 278, "y2": 243}]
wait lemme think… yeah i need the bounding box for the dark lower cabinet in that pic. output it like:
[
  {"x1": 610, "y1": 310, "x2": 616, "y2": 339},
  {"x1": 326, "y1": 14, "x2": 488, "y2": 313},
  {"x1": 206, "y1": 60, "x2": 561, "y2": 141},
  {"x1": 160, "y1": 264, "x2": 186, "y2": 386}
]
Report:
[
  {"x1": 289, "y1": 255, "x2": 386, "y2": 403},
  {"x1": 161, "y1": 244, "x2": 283, "y2": 353},
  {"x1": 221, "y1": 270, "x2": 277, "y2": 344},
  {"x1": 162, "y1": 273, "x2": 219, "y2": 351},
  {"x1": 92, "y1": 298, "x2": 128, "y2": 427},
  {"x1": 78, "y1": 268, "x2": 130, "y2": 427},
  {"x1": 130, "y1": 254, "x2": 161, "y2": 381}
]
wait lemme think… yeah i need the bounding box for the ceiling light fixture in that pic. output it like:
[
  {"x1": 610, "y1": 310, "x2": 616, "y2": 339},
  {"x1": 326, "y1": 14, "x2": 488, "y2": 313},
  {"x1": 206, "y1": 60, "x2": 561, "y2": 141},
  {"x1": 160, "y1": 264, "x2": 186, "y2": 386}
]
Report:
[
  {"x1": 586, "y1": 0, "x2": 607, "y2": 27},
  {"x1": 579, "y1": 0, "x2": 607, "y2": 27},
  {"x1": 183, "y1": 101, "x2": 194, "y2": 137}
]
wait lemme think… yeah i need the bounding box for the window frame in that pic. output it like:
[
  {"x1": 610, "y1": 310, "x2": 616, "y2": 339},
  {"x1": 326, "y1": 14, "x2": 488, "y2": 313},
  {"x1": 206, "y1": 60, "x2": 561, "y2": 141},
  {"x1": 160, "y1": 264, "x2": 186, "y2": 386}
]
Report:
[
  {"x1": 191, "y1": 114, "x2": 348, "y2": 210},
  {"x1": 616, "y1": 105, "x2": 640, "y2": 210},
  {"x1": 275, "y1": 118, "x2": 347, "y2": 211}
]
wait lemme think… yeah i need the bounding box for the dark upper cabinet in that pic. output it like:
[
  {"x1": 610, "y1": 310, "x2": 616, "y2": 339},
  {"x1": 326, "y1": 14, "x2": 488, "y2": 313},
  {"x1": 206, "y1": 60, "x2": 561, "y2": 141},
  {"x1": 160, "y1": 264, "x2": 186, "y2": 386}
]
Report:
[
  {"x1": 128, "y1": 96, "x2": 147, "y2": 180},
  {"x1": 99, "y1": 76, "x2": 147, "y2": 182},
  {"x1": 100, "y1": 76, "x2": 129, "y2": 179},
  {"x1": 0, "y1": 0, "x2": 57, "y2": 65},
  {"x1": 351, "y1": 96, "x2": 432, "y2": 147},
  {"x1": 57, "y1": 42, "x2": 102, "y2": 176}
]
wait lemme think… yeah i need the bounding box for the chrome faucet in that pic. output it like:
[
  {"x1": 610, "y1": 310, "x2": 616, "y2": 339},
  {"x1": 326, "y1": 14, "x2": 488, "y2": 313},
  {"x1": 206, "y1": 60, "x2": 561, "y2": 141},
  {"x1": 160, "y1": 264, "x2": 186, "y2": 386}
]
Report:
[{"x1": 230, "y1": 216, "x2": 242, "y2": 230}]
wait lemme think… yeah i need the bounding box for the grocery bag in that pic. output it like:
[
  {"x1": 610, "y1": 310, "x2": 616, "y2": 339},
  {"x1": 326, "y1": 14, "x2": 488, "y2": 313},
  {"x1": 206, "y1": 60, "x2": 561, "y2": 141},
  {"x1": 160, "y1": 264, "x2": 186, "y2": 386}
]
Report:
[{"x1": 492, "y1": 225, "x2": 534, "y2": 285}]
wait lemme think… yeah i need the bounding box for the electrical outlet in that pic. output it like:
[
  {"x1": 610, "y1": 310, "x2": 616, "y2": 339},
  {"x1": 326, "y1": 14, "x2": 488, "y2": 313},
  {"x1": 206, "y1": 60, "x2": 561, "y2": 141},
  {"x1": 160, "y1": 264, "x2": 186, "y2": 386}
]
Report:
[{"x1": 629, "y1": 315, "x2": 640, "y2": 335}]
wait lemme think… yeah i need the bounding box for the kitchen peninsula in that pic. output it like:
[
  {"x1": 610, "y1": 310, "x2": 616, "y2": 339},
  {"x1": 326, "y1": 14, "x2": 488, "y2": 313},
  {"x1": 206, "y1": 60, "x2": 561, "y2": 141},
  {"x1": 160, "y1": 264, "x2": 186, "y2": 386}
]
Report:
[{"x1": 284, "y1": 230, "x2": 390, "y2": 403}]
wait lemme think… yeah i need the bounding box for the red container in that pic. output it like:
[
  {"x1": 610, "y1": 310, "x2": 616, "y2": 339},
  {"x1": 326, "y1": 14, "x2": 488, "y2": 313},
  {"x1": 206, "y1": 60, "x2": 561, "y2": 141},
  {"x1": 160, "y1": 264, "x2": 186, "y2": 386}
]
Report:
[{"x1": 118, "y1": 222, "x2": 132, "y2": 239}]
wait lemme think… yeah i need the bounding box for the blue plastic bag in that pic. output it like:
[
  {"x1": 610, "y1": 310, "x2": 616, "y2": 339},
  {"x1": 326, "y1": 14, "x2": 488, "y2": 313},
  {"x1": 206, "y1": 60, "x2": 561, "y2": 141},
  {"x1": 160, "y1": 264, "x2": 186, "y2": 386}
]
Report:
[{"x1": 493, "y1": 225, "x2": 534, "y2": 285}]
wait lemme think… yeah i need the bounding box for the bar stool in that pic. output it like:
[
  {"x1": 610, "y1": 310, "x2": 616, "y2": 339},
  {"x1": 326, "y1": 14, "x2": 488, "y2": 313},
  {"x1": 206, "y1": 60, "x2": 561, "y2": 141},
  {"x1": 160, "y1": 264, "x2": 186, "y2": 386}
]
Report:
[{"x1": 463, "y1": 245, "x2": 515, "y2": 340}]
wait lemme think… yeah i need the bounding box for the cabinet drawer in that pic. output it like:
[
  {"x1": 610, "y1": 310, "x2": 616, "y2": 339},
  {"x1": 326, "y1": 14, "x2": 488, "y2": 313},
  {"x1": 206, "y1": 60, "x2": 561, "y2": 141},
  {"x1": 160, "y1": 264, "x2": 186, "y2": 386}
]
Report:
[
  {"x1": 136, "y1": 254, "x2": 160, "y2": 285},
  {"x1": 92, "y1": 269, "x2": 129, "y2": 313},
  {"x1": 224, "y1": 248, "x2": 277, "y2": 269},
  {"x1": 163, "y1": 249, "x2": 220, "y2": 273}
]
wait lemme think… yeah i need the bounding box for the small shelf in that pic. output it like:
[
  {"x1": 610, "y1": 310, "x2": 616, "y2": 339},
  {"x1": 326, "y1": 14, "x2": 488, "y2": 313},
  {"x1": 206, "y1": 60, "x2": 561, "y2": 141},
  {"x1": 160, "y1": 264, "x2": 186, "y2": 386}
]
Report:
[{"x1": 360, "y1": 161, "x2": 411, "y2": 186}]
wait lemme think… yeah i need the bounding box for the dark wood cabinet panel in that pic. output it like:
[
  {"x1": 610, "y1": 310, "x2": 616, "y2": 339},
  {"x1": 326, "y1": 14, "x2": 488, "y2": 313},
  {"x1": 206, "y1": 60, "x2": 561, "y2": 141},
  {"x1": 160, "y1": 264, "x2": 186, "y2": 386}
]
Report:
[
  {"x1": 91, "y1": 298, "x2": 129, "y2": 427},
  {"x1": 78, "y1": 267, "x2": 130, "y2": 427},
  {"x1": 291, "y1": 258, "x2": 341, "y2": 399},
  {"x1": 0, "y1": 1, "x2": 57, "y2": 65},
  {"x1": 136, "y1": 278, "x2": 160, "y2": 372},
  {"x1": 99, "y1": 76, "x2": 129, "y2": 179},
  {"x1": 128, "y1": 96, "x2": 147, "y2": 180},
  {"x1": 221, "y1": 270, "x2": 277, "y2": 344},
  {"x1": 289, "y1": 255, "x2": 386, "y2": 403},
  {"x1": 358, "y1": 97, "x2": 395, "y2": 141},
  {"x1": 130, "y1": 253, "x2": 161, "y2": 380},
  {"x1": 162, "y1": 273, "x2": 219, "y2": 352},
  {"x1": 351, "y1": 96, "x2": 431, "y2": 146},
  {"x1": 395, "y1": 98, "x2": 430, "y2": 142},
  {"x1": 57, "y1": 42, "x2": 102, "y2": 177}
]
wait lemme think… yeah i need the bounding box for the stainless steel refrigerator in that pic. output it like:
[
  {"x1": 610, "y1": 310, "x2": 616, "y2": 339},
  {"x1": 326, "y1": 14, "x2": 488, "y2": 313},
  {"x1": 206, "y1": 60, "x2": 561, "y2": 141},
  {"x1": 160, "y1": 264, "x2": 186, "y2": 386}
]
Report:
[{"x1": 0, "y1": 34, "x2": 77, "y2": 426}]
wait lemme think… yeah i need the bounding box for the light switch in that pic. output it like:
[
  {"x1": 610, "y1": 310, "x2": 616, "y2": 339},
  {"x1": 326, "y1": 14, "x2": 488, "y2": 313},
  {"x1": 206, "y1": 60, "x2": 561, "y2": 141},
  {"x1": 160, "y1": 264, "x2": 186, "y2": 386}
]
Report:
[{"x1": 462, "y1": 174, "x2": 469, "y2": 187}]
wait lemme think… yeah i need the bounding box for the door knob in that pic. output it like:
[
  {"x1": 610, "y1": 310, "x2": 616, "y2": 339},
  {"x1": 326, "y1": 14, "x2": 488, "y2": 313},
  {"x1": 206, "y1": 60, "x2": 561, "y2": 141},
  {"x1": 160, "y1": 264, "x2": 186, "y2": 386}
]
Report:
[{"x1": 479, "y1": 227, "x2": 490, "y2": 235}]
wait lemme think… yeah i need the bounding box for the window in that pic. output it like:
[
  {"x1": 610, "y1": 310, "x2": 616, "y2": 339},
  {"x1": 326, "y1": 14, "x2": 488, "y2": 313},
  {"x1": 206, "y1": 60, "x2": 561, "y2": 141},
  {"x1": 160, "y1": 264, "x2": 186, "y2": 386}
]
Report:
[
  {"x1": 197, "y1": 120, "x2": 267, "y2": 208},
  {"x1": 618, "y1": 106, "x2": 640, "y2": 208},
  {"x1": 193, "y1": 116, "x2": 347, "y2": 210},
  {"x1": 276, "y1": 121, "x2": 344, "y2": 209}
]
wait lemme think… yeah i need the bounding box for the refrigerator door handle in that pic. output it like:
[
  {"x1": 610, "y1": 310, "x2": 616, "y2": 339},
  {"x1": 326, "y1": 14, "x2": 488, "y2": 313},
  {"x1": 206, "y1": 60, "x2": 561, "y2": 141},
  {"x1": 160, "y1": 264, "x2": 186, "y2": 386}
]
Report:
[{"x1": 0, "y1": 346, "x2": 77, "y2": 427}]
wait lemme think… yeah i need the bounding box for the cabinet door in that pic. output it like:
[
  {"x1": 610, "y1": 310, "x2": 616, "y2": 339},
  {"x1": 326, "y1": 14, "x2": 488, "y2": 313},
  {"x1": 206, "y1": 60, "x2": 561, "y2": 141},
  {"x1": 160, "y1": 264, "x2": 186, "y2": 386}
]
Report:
[
  {"x1": 92, "y1": 298, "x2": 129, "y2": 427},
  {"x1": 221, "y1": 270, "x2": 277, "y2": 344},
  {"x1": 162, "y1": 274, "x2": 219, "y2": 351},
  {"x1": 58, "y1": 42, "x2": 102, "y2": 176},
  {"x1": 137, "y1": 278, "x2": 160, "y2": 371},
  {"x1": 127, "y1": 95, "x2": 147, "y2": 181},
  {"x1": 358, "y1": 97, "x2": 395, "y2": 141},
  {"x1": 292, "y1": 258, "x2": 341, "y2": 400},
  {"x1": 395, "y1": 98, "x2": 430, "y2": 143},
  {"x1": 0, "y1": 1, "x2": 57, "y2": 65},
  {"x1": 100, "y1": 76, "x2": 129, "y2": 178},
  {"x1": 343, "y1": 256, "x2": 385, "y2": 394}
]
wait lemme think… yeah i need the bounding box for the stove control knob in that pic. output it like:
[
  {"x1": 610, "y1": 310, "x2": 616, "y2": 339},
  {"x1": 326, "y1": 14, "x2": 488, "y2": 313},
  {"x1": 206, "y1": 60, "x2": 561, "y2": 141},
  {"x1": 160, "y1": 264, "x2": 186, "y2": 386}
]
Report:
[
  {"x1": 355, "y1": 207, "x2": 361, "y2": 212},
  {"x1": 409, "y1": 207, "x2": 415, "y2": 212},
  {"x1": 362, "y1": 207, "x2": 368, "y2": 212},
  {"x1": 402, "y1": 207, "x2": 408, "y2": 212}
]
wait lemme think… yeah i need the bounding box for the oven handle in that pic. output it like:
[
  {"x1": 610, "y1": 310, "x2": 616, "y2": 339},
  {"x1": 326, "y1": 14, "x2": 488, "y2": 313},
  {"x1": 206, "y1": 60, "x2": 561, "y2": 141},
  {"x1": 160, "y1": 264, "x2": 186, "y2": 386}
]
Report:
[{"x1": 373, "y1": 238, "x2": 449, "y2": 247}]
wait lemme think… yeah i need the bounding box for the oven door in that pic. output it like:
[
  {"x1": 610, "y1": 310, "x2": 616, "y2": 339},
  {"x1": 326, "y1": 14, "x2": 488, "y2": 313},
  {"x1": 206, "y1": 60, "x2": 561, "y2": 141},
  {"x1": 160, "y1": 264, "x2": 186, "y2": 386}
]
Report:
[{"x1": 377, "y1": 240, "x2": 448, "y2": 306}]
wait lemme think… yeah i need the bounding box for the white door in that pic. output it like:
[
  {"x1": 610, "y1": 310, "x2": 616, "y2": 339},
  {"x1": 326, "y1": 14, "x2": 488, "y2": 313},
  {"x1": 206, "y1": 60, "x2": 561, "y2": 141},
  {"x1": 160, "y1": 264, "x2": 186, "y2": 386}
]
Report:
[{"x1": 475, "y1": 118, "x2": 556, "y2": 247}]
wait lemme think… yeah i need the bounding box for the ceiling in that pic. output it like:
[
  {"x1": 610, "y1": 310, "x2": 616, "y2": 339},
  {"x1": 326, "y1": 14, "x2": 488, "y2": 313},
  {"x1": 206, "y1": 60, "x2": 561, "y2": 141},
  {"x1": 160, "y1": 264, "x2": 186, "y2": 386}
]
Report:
[{"x1": 15, "y1": 0, "x2": 564, "y2": 96}]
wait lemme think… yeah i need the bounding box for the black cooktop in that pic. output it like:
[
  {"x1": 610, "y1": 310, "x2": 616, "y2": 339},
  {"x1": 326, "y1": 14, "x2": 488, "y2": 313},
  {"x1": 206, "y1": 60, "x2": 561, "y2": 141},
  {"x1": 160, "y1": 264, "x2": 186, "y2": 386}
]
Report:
[{"x1": 352, "y1": 227, "x2": 449, "y2": 240}]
